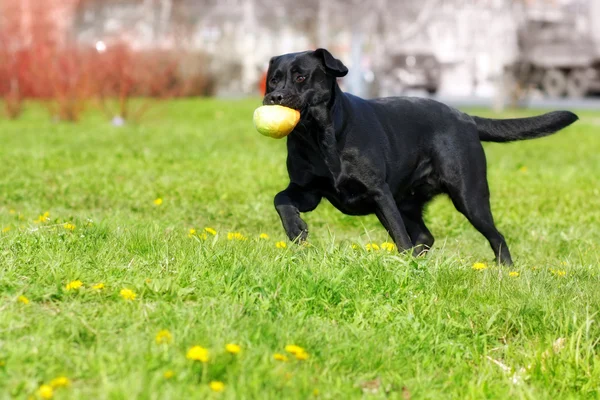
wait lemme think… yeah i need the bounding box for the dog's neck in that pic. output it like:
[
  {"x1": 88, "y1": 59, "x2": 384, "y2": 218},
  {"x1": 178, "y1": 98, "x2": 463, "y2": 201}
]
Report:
[
  {"x1": 307, "y1": 82, "x2": 346, "y2": 179},
  {"x1": 288, "y1": 82, "x2": 347, "y2": 181}
]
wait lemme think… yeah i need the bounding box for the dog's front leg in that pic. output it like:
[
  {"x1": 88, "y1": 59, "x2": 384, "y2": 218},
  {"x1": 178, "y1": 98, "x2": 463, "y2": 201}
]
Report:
[
  {"x1": 374, "y1": 186, "x2": 413, "y2": 252},
  {"x1": 274, "y1": 183, "x2": 322, "y2": 243}
]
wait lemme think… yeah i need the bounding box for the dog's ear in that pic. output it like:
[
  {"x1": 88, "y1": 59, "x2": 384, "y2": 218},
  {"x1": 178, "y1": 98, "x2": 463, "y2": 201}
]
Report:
[{"x1": 313, "y1": 48, "x2": 348, "y2": 78}]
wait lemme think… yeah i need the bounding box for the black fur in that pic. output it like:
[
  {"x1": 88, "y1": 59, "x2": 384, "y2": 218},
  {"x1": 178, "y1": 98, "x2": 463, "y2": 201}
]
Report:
[
  {"x1": 264, "y1": 49, "x2": 578, "y2": 265},
  {"x1": 473, "y1": 111, "x2": 578, "y2": 142}
]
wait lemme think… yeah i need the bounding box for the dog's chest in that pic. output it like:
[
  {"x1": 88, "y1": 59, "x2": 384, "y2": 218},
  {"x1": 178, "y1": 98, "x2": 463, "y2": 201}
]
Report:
[{"x1": 312, "y1": 161, "x2": 378, "y2": 216}]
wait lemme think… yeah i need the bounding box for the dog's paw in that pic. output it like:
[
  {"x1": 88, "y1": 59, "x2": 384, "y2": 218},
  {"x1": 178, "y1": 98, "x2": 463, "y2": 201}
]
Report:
[{"x1": 285, "y1": 218, "x2": 308, "y2": 243}]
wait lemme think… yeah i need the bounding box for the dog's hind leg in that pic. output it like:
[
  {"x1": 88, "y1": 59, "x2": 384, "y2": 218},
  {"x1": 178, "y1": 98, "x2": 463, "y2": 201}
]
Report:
[
  {"x1": 373, "y1": 185, "x2": 414, "y2": 252},
  {"x1": 438, "y1": 138, "x2": 513, "y2": 265},
  {"x1": 398, "y1": 199, "x2": 435, "y2": 257}
]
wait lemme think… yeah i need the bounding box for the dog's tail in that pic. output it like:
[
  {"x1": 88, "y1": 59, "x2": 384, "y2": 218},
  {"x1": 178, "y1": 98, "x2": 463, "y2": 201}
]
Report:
[{"x1": 472, "y1": 111, "x2": 578, "y2": 143}]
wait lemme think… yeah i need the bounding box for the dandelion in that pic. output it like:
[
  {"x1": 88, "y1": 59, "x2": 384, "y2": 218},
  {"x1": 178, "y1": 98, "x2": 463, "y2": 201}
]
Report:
[
  {"x1": 551, "y1": 269, "x2": 567, "y2": 277},
  {"x1": 275, "y1": 241, "x2": 287, "y2": 249},
  {"x1": 225, "y1": 343, "x2": 241, "y2": 355},
  {"x1": 273, "y1": 353, "x2": 288, "y2": 362},
  {"x1": 365, "y1": 243, "x2": 380, "y2": 251},
  {"x1": 380, "y1": 242, "x2": 396, "y2": 252},
  {"x1": 153, "y1": 198, "x2": 163, "y2": 206},
  {"x1": 519, "y1": 166, "x2": 528, "y2": 173},
  {"x1": 295, "y1": 350, "x2": 309, "y2": 360},
  {"x1": 188, "y1": 228, "x2": 197, "y2": 238},
  {"x1": 155, "y1": 329, "x2": 173, "y2": 345},
  {"x1": 472, "y1": 262, "x2": 487, "y2": 271},
  {"x1": 37, "y1": 384, "x2": 53, "y2": 399},
  {"x1": 9, "y1": 209, "x2": 16, "y2": 214},
  {"x1": 285, "y1": 344, "x2": 305, "y2": 355},
  {"x1": 63, "y1": 223, "x2": 76, "y2": 231},
  {"x1": 163, "y1": 370, "x2": 175, "y2": 379},
  {"x1": 313, "y1": 389, "x2": 320, "y2": 396},
  {"x1": 50, "y1": 376, "x2": 70, "y2": 388},
  {"x1": 91, "y1": 283, "x2": 105, "y2": 290},
  {"x1": 227, "y1": 232, "x2": 247, "y2": 241},
  {"x1": 186, "y1": 346, "x2": 209, "y2": 362},
  {"x1": 209, "y1": 381, "x2": 225, "y2": 392},
  {"x1": 35, "y1": 211, "x2": 50, "y2": 224},
  {"x1": 509, "y1": 271, "x2": 520, "y2": 277},
  {"x1": 2, "y1": 226, "x2": 10, "y2": 233},
  {"x1": 120, "y1": 288, "x2": 137, "y2": 301},
  {"x1": 259, "y1": 233, "x2": 270, "y2": 240},
  {"x1": 65, "y1": 280, "x2": 83, "y2": 291},
  {"x1": 17, "y1": 295, "x2": 29, "y2": 304},
  {"x1": 204, "y1": 227, "x2": 217, "y2": 236}
]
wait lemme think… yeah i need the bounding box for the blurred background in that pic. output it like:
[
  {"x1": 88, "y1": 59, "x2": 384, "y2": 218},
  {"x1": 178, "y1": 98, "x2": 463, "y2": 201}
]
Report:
[{"x1": 1, "y1": 0, "x2": 599, "y2": 122}]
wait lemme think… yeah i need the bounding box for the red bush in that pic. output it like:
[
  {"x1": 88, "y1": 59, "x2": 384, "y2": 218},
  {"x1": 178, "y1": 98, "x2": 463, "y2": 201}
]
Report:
[{"x1": 0, "y1": 0, "x2": 215, "y2": 122}]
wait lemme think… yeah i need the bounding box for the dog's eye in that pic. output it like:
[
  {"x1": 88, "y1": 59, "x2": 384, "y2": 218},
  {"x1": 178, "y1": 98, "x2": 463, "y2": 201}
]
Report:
[
  {"x1": 270, "y1": 78, "x2": 278, "y2": 85},
  {"x1": 295, "y1": 75, "x2": 306, "y2": 83}
]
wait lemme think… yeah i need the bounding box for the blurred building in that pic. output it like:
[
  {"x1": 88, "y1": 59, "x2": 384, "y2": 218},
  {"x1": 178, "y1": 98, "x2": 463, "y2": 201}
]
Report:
[{"x1": 3, "y1": 0, "x2": 600, "y2": 97}]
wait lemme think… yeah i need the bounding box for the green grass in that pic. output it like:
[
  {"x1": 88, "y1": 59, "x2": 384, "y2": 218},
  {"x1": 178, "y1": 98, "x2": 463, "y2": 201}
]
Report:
[{"x1": 0, "y1": 99, "x2": 599, "y2": 399}]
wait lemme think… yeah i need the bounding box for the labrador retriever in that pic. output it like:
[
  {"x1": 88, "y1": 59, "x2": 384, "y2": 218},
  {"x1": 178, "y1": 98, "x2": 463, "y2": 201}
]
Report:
[{"x1": 264, "y1": 49, "x2": 578, "y2": 265}]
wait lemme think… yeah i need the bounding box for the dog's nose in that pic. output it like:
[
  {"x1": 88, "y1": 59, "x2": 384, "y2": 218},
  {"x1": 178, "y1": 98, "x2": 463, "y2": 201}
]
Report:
[{"x1": 269, "y1": 93, "x2": 283, "y2": 105}]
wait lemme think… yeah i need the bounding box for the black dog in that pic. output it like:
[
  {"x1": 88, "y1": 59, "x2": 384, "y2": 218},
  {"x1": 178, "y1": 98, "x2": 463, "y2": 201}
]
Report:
[{"x1": 264, "y1": 49, "x2": 578, "y2": 265}]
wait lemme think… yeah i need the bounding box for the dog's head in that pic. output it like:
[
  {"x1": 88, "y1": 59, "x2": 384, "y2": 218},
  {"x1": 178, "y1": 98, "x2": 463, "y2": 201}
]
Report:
[{"x1": 262, "y1": 49, "x2": 348, "y2": 112}]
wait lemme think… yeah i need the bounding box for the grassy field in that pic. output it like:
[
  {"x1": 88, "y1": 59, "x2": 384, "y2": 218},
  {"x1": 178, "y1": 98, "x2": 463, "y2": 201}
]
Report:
[{"x1": 0, "y1": 99, "x2": 599, "y2": 400}]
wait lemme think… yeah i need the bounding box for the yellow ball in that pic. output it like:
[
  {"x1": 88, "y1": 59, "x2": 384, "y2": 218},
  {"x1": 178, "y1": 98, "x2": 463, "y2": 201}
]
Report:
[{"x1": 253, "y1": 105, "x2": 301, "y2": 139}]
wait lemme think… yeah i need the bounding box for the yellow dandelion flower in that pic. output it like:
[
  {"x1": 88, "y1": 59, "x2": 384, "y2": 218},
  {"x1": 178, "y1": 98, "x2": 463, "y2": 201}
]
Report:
[
  {"x1": 2, "y1": 226, "x2": 10, "y2": 233},
  {"x1": 92, "y1": 283, "x2": 105, "y2": 290},
  {"x1": 204, "y1": 227, "x2": 217, "y2": 236},
  {"x1": 551, "y1": 269, "x2": 567, "y2": 277},
  {"x1": 284, "y1": 344, "x2": 305, "y2": 355},
  {"x1": 37, "y1": 385, "x2": 53, "y2": 399},
  {"x1": 380, "y1": 242, "x2": 396, "y2": 252},
  {"x1": 63, "y1": 223, "x2": 76, "y2": 231},
  {"x1": 17, "y1": 295, "x2": 29, "y2": 304},
  {"x1": 120, "y1": 288, "x2": 137, "y2": 301},
  {"x1": 34, "y1": 211, "x2": 50, "y2": 224},
  {"x1": 509, "y1": 271, "x2": 520, "y2": 277},
  {"x1": 50, "y1": 376, "x2": 70, "y2": 388},
  {"x1": 155, "y1": 329, "x2": 173, "y2": 345},
  {"x1": 313, "y1": 389, "x2": 320, "y2": 396},
  {"x1": 227, "y1": 232, "x2": 247, "y2": 241},
  {"x1": 273, "y1": 353, "x2": 288, "y2": 362},
  {"x1": 188, "y1": 228, "x2": 197, "y2": 238},
  {"x1": 519, "y1": 166, "x2": 528, "y2": 172},
  {"x1": 65, "y1": 280, "x2": 83, "y2": 291},
  {"x1": 209, "y1": 381, "x2": 225, "y2": 392},
  {"x1": 275, "y1": 241, "x2": 287, "y2": 249},
  {"x1": 186, "y1": 346, "x2": 209, "y2": 362},
  {"x1": 472, "y1": 262, "x2": 487, "y2": 271},
  {"x1": 365, "y1": 243, "x2": 380, "y2": 251},
  {"x1": 9, "y1": 209, "x2": 16, "y2": 214},
  {"x1": 153, "y1": 198, "x2": 163, "y2": 206},
  {"x1": 259, "y1": 233, "x2": 270, "y2": 240},
  {"x1": 225, "y1": 343, "x2": 241, "y2": 355},
  {"x1": 163, "y1": 370, "x2": 175, "y2": 379},
  {"x1": 295, "y1": 350, "x2": 309, "y2": 360}
]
